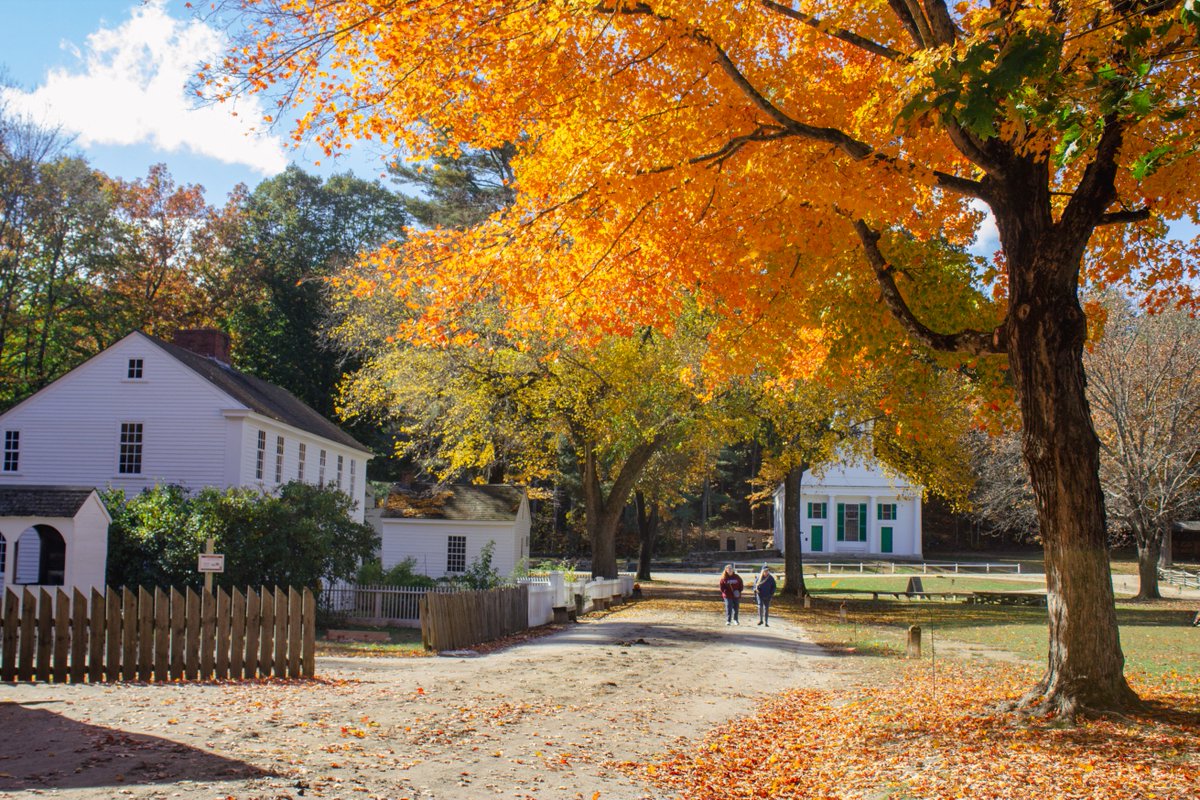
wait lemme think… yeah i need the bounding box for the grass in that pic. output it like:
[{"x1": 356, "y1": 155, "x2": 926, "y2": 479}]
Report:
[
  {"x1": 315, "y1": 626, "x2": 426, "y2": 657},
  {"x1": 783, "y1": 593, "x2": 1200, "y2": 679},
  {"x1": 802, "y1": 575, "x2": 1039, "y2": 594}
]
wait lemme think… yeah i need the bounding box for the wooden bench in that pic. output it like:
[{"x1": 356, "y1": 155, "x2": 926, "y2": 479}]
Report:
[{"x1": 968, "y1": 591, "x2": 1048, "y2": 607}]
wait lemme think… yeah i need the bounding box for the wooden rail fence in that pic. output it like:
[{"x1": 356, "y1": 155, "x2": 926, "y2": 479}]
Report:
[
  {"x1": 420, "y1": 585, "x2": 528, "y2": 651},
  {"x1": 0, "y1": 586, "x2": 316, "y2": 683}
]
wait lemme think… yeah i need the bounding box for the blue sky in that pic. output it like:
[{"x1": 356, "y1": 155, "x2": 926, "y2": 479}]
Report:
[{"x1": 0, "y1": 0, "x2": 390, "y2": 203}]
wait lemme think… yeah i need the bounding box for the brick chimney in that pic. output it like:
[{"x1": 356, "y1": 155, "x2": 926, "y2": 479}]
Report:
[{"x1": 172, "y1": 328, "x2": 232, "y2": 365}]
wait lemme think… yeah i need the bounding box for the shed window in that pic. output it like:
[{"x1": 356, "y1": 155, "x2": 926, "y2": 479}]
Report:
[
  {"x1": 3, "y1": 430, "x2": 18, "y2": 472},
  {"x1": 127, "y1": 358, "x2": 143, "y2": 379},
  {"x1": 118, "y1": 423, "x2": 143, "y2": 474},
  {"x1": 447, "y1": 535, "x2": 467, "y2": 574},
  {"x1": 255, "y1": 430, "x2": 267, "y2": 480},
  {"x1": 298, "y1": 443, "x2": 306, "y2": 481},
  {"x1": 275, "y1": 435, "x2": 285, "y2": 484}
]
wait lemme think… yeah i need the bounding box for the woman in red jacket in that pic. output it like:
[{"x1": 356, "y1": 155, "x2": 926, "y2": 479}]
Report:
[{"x1": 719, "y1": 564, "x2": 744, "y2": 625}]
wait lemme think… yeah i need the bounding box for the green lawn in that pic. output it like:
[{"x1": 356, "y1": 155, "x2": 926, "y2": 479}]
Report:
[
  {"x1": 789, "y1": 594, "x2": 1200, "y2": 680},
  {"x1": 315, "y1": 626, "x2": 426, "y2": 657}
]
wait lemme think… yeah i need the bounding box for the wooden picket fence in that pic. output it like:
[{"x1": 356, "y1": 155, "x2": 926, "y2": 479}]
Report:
[
  {"x1": 0, "y1": 585, "x2": 316, "y2": 683},
  {"x1": 419, "y1": 585, "x2": 528, "y2": 652}
]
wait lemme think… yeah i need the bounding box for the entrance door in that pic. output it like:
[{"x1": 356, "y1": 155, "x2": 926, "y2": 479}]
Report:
[
  {"x1": 881, "y1": 526, "x2": 893, "y2": 554},
  {"x1": 811, "y1": 525, "x2": 823, "y2": 552}
]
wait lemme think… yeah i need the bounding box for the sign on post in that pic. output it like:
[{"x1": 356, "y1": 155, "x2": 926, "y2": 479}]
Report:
[{"x1": 198, "y1": 554, "x2": 226, "y2": 573}]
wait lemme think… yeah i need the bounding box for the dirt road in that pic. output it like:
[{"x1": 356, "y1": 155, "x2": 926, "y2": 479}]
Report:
[{"x1": 0, "y1": 582, "x2": 855, "y2": 800}]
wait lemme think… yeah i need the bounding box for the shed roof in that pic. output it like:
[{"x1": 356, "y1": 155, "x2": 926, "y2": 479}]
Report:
[
  {"x1": 144, "y1": 333, "x2": 371, "y2": 454},
  {"x1": 380, "y1": 485, "x2": 525, "y2": 521},
  {"x1": 1174, "y1": 520, "x2": 1200, "y2": 534},
  {"x1": 0, "y1": 486, "x2": 98, "y2": 518}
]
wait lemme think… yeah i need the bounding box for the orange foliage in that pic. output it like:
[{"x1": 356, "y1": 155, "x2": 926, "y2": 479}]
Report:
[{"x1": 619, "y1": 663, "x2": 1200, "y2": 799}]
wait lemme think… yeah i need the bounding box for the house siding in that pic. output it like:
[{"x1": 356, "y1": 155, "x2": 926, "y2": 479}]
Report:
[{"x1": 379, "y1": 519, "x2": 521, "y2": 579}]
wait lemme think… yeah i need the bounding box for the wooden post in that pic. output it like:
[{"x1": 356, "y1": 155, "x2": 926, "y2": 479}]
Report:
[
  {"x1": 53, "y1": 590, "x2": 70, "y2": 682},
  {"x1": 838, "y1": 601, "x2": 847, "y2": 623},
  {"x1": 907, "y1": 625, "x2": 922, "y2": 659},
  {"x1": 245, "y1": 588, "x2": 261, "y2": 679},
  {"x1": 18, "y1": 589, "x2": 35, "y2": 682},
  {"x1": 89, "y1": 589, "x2": 106, "y2": 683},
  {"x1": 200, "y1": 588, "x2": 216, "y2": 680},
  {"x1": 215, "y1": 588, "x2": 231, "y2": 680},
  {"x1": 169, "y1": 588, "x2": 186, "y2": 681},
  {"x1": 36, "y1": 589, "x2": 53, "y2": 682},
  {"x1": 105, "y1": 589, "x2": 121, "y2": 682},
  {"x1": 287, "y1": 588, "x2": 301, "y2": 679},
  {"x1": 154, "y1": 588, "x2": 170, "y2": 682},
  {"x1": 137, "y1": 587, "x2": 153, "y2": 682},
  {"x1": 184, "y1": 588, "x2": 200, "y2": 681},
  {"x1": 2, "y1": 590, "x2": 19, "y2": 682},
  {"x1": 301, "y1": 588, "x2": 316, "y2": 678},
  {"x1": 203, "y1": 537, "x2": 215, "y2": 595},
  {"x1": 231, "y1": 588, "x2": 246, "y2": 681},
  {"x1": 273, "y1": 587, "x2": 287, "y2": 679},
  {"x1": 121, "y1": 588, "x2": 137, "y2": 682},
  {"x1": 71, "y1": 589, "x2": 89, "y2": 684},
  {"x1": 259, "y1": 588, "x2": 274, "y2": 677}
]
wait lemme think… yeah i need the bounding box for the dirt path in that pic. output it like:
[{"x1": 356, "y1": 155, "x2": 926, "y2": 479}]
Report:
[{"x1": 0, "y1": 581, "x2": 862, "y2": 800}]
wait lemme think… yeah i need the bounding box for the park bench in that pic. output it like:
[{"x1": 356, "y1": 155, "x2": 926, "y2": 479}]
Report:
[{"x1": 968, "y1": 591, "x2": 1048, "y2": 607}]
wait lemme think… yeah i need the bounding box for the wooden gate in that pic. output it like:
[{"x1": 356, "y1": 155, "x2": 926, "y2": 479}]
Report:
[
  {"x1": 419, "y1": 585, "x2": 528, "y2": 651},
  {"x1": 0, "y1": 586, "x2": 316, "y2": 683}
]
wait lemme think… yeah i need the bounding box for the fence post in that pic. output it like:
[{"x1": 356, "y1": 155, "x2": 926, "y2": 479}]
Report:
[
  {"x1": 273, "y1": 587, "x2": 288, "y2": 679},
  {"x1": 2, "y1": 590, "x2": 18, "y2": 682},
  {"x1": 200, "y1": 588, "x2": 216, "y2": 680},
  {"x1": 245, "y1": 587, "x2": 261, "y2": 679},
  {"x1": 215, "y1": 588, "x2": 231, "y2": 680},
  {"x1": 137, "y1": 587, "x2": 153, "y2": 682},
  {"x1": 169, "y1": 588, "x2": 186, "y2": 681},
  {"x1": 302, "y1": 588, "x2": 316, "y2": 678},
  {"x1": 105, "y1": 589, "x2": 121, "y2": 682},
  {"x1": 231, "y1": 588, "x2": 246, "y2": 681},
  {"x1": 184, "y1": 588, "x2": 201, "y2": 681},
  {"x1": 37, "y1": 589, "x2": 53, "y2": 683},
  {"x1": 154, "y1": 588, "x2": 170, "y2": 683},
  {"x1": 18, "y1": 589, "x2": 35, "y2": 682},
  {"x1": 287, "y1": 588, "x2": 302, "y2": 679},
  {"x1": 53, "y1": 590, "x2": 70, "y2": 682},
  {"x1": 259, "y1": 588, "x2": 275, "y2": 677},
  {"x1": 71, "y1": 589, "x2": 88, "y2": 684}
]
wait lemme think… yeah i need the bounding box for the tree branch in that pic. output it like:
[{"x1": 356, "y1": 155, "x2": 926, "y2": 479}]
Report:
[
  {"x1": 1097, "y1": 208, "x2": 1151, "y2": 226},
  {"x1": 759, "y1": 0, "x2": 906, "y2": 61},
  {"x1": 853, "y1": 219, "x2": 1007, "y2": 355}
]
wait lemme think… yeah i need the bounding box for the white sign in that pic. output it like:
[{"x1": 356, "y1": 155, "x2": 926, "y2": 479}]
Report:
[{"x1": 198, "y1": 554, "x2": 226, "y2": 573}]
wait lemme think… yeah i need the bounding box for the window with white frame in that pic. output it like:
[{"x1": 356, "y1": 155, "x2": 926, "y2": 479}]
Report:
[
  {"x1": 3, "y1": 430, "x2": 18, "y2": 472},
  {"x1": 275, "y1": 435, "x2": 285, "y2": 483},
  {"x1": 877, "y1": 503, "x2": 898, "y2": 521},
  {"x1": 298, "y1": 443, "x2": 306, "y2": 481},
  {"x1": 319, "y1": 449, "x2": 327, "y2": 485},
  {"x1": 447, "y1": 535, "x2": 467, "y2": 574},
  {"x1": 127, "y1": 358, "x2": 144, "y2": 379},
  {"x1": 118, "y1": 423, "x2": 143, "y2": 474},
  {"x1": 255, "y1": 430, "x2": 267, "y2": 480},
  {"x1": 837, "y1": 502, "x2": 867, "y2": 542},
  {"x1": 807, "y1": 501, "x2": 826, "y2": 519},
  {"x1": 349, "y1": 459, "x2": 356, "y2": 496},
  {"x1": 336, "y1": 455, "x2": 344, "y2": 487}
]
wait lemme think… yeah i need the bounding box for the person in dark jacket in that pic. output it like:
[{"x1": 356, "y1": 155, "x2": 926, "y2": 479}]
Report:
[
  {"x1": 719, "y1": 564, "x2": 744, "y2": 625},
  {"x1": 754, "y1": 566, "x2": 777, "y2": 626}
]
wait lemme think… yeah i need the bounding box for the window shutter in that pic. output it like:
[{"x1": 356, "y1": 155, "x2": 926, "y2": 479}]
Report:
[
  {"x1": 859, "y1": 503, "x2": 867, "y2": 539},
  {"x1": 836, "y1": 503, "x2": 845, "y2": 541}
]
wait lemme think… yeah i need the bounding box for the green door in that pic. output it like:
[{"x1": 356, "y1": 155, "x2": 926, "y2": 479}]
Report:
[
  {"x1": 881, "y1": 526, "x2": 893, "y2": 554},
  {"x1": 811, "y1": 525, "x2": 823, "y2": 552}
]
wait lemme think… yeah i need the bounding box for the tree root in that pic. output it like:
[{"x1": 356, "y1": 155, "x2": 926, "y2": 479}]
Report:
[{"x1": 996, "y1": 674, "x2": 1143, "y2": 724}]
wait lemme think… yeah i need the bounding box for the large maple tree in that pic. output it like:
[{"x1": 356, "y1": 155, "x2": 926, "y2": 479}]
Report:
[{"x1": 212, "y1": 2, "x2": 1200, "y2": 714}]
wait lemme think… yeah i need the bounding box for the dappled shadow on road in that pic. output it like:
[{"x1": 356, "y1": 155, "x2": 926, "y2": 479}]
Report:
[{"x1": 0, "y1": 702, "x2": 270, "y2": 791}]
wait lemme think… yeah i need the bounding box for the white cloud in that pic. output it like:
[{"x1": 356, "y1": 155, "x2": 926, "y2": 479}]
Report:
[{"x1": 1, "y1": 0, "x2": 287, "y2": 175}]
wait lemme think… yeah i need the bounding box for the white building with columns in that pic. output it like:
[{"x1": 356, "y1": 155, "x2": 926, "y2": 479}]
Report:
[{"x1": 772, "y1": 456, "x2": 923, "y2": 558}]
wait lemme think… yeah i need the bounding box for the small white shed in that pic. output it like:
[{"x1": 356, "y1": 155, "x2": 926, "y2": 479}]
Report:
[
  {"x1": 370, "y1": 485, "x2": 531, "y2": 579},
  {"x1": 773, "y1": 457, "x2": 923, "y2": 558},
  {"x1": 0, "y1": 486, "x2": 110, "y2": 594}
]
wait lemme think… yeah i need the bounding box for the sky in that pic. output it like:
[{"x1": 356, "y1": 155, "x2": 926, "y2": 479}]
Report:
[{"x1": 0, "y1": 0, "x2": 390, "y2": 203}]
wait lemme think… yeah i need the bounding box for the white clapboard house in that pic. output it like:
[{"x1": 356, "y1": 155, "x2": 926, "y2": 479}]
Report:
[
  {"x1": 368, "y1": 484, "x2": 531, "y2": 579},
  {"x1": 0, "y1": 329, "x2": 373, "y2": 591},
  {"x1": 772, "y1": 456, "x2": 923, "y2": 558}
]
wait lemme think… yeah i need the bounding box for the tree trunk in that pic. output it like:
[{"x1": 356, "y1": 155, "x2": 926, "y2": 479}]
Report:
[
  {"x1": 1134, "y1": 535, "x2": 1162, "y2": 600},
  {"x1": 780, "y1": 464, "x2": 807, "y2": 598},
  {"x1": 581, "y1": 436, "x2": 666, "y2": 579},
  {"x1": 635, "y1": 490, "x2": 658, "y2": 581},
  {"x1": 1005, "y1": 243, "x2": 1137, "y2": 714}
]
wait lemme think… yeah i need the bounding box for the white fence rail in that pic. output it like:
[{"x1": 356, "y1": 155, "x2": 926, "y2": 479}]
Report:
[
  {"x1": 1160, "y1": 567, "x2": 1200, "y2": 590},
  {"x1": 792, "y1": 561, "x2": 1034, "y2": 576}
]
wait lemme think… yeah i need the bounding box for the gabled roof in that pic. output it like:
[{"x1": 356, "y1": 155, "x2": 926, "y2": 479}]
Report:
[
  {"x1": 0, "y1": 486, "x2": 98, "y2": 518},
  {"x1": 380, "y1": 484, "x2": 526, "y2": 521},
  {"x1": 142, "y1": 333, "x2": 371, "y2": 454}
]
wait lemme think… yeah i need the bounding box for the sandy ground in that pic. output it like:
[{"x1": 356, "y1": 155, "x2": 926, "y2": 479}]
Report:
[{"x1": 0, "y1": 579, "x2": 862, "y2": 800}]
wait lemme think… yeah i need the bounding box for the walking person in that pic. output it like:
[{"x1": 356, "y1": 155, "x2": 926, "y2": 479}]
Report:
[
  {"x1": 719, "y1": 564, "x2": 744, "y2": 625},
  {"x1": 754, "y1": 566, "x2": 777, "y2": 626}
]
